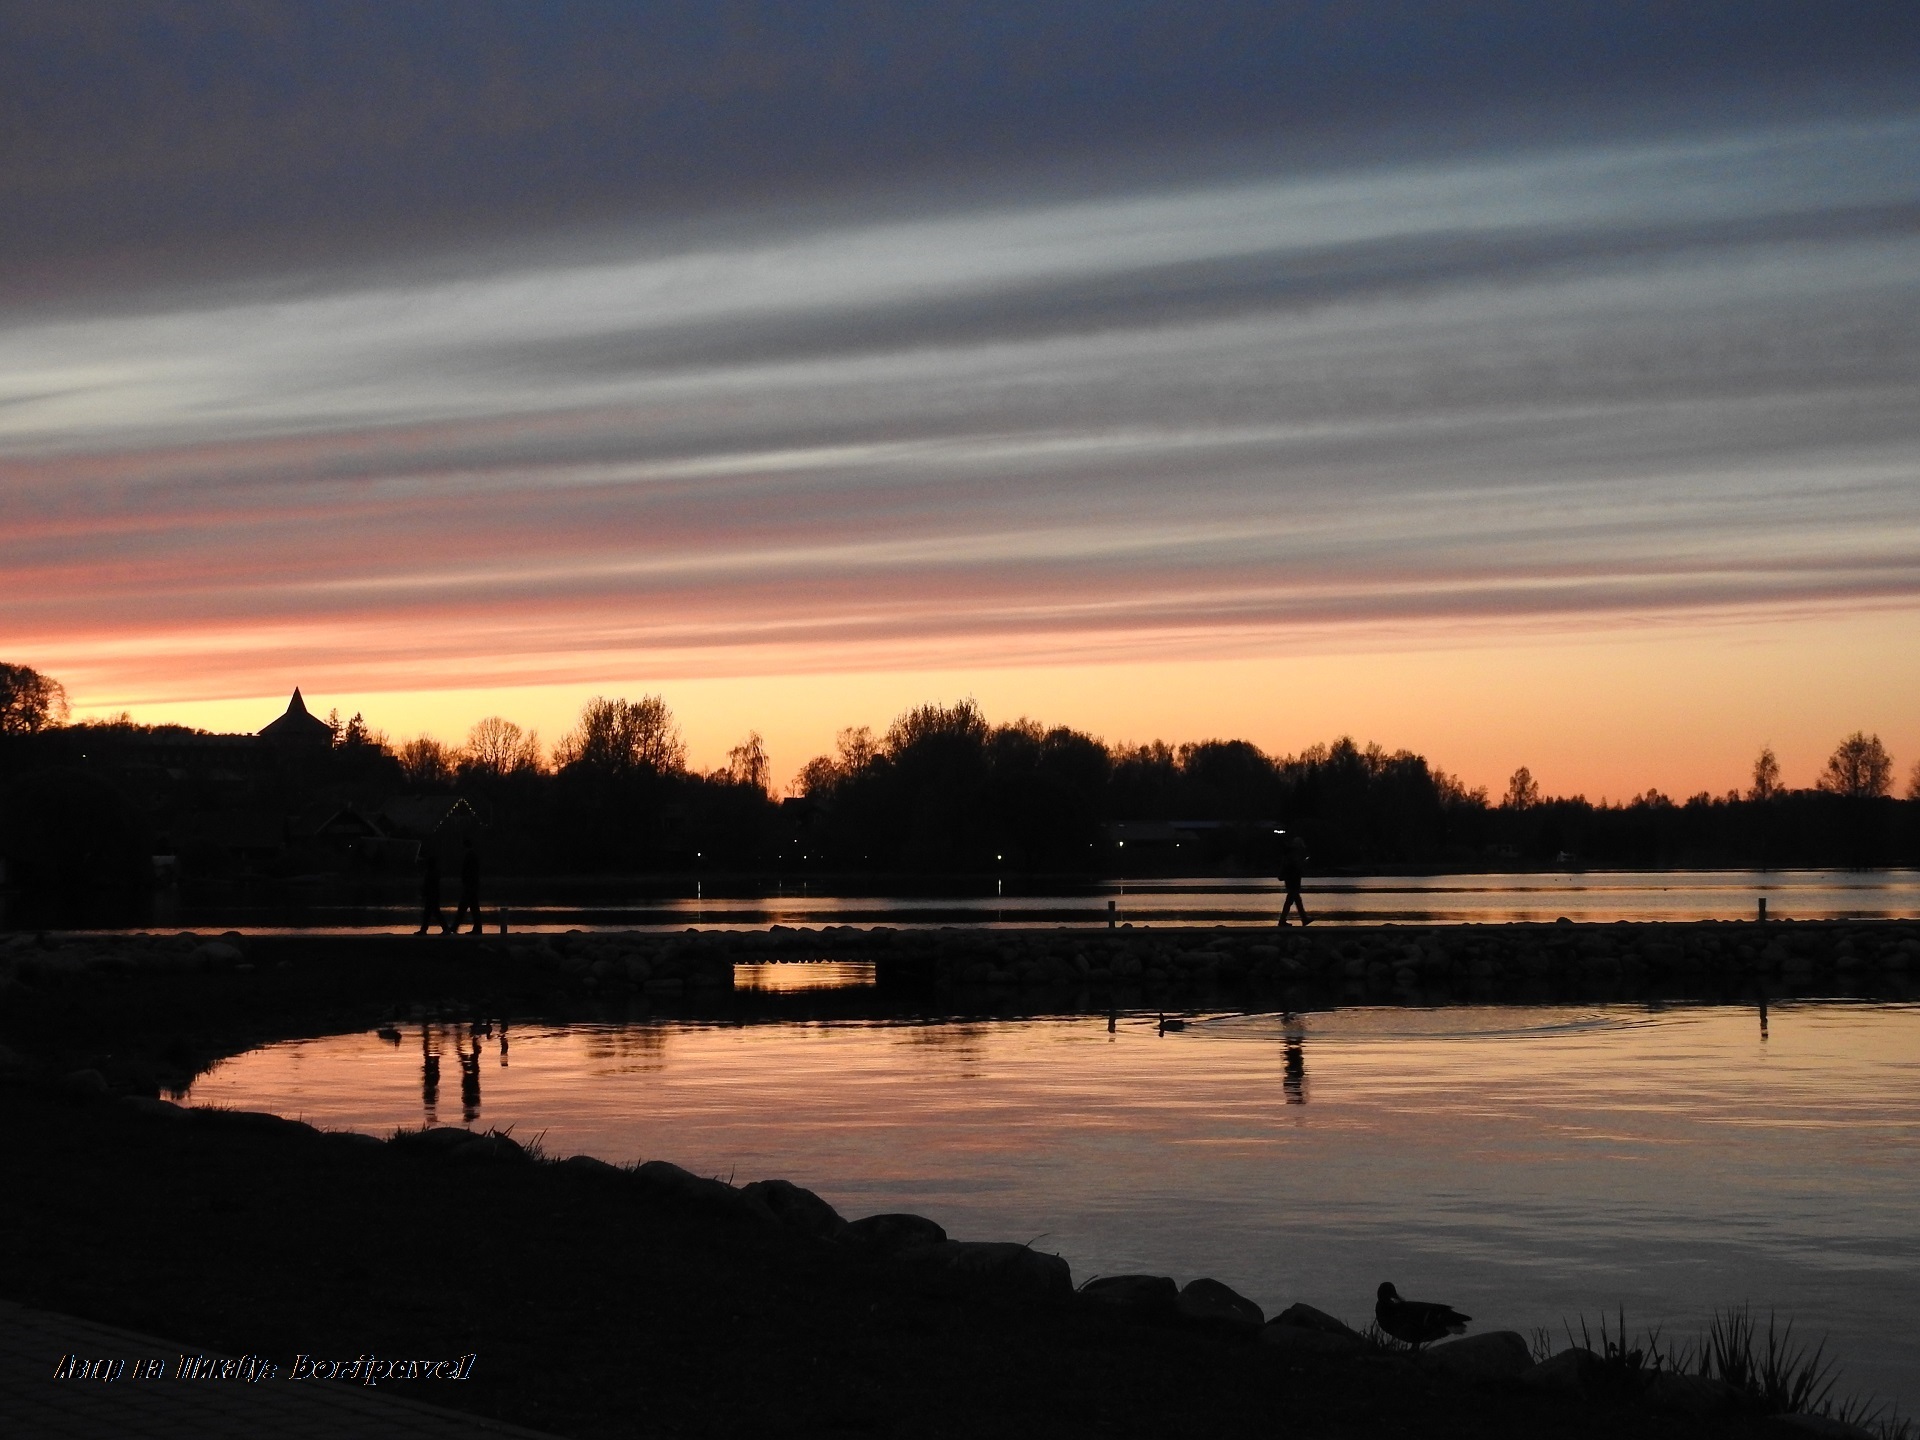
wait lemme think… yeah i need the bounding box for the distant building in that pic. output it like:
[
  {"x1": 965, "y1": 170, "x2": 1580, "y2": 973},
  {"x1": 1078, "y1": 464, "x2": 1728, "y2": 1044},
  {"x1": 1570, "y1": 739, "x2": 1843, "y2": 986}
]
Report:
[{"x1": 257, "y1": 688, "x2": 335, "y2": 747}]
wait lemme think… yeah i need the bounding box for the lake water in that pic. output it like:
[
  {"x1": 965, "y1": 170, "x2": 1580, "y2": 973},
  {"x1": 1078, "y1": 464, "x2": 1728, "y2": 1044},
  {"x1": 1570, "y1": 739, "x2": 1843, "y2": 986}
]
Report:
[
  {"x1": 188, "y1": 992, "x2": 1920, "y2": 1410},
  {"x1": 135, "y1": 867, "x2": 1920, "y2": 931}
]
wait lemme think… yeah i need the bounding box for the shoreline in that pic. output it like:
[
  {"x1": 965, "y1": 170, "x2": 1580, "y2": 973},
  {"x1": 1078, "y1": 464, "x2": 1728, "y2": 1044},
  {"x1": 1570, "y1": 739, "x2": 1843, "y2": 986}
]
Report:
[{"x1": 0, "y1": 1072, "x2": 1880, "y2": 1440}]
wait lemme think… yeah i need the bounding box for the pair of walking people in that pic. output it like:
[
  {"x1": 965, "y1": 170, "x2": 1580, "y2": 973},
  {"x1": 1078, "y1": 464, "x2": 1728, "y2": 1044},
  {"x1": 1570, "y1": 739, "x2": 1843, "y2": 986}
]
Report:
[{"x1": 418, "y1": 837, "x2": 482, "y2": 935}]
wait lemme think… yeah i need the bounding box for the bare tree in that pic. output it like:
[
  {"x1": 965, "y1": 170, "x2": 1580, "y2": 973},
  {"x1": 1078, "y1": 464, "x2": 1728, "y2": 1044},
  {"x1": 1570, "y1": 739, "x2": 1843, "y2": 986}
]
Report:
[
  {"x1": 554, "y1": 695, "x2": 684, "y2": 775},
  {"x1": 1908, "y1": 758, "x2": 1920, "y2": 802},
  {"x1": 723, "y1": 731, "x2": 770, "y2": 792},
  {"x1": 1502, "y1": 765, "x2": 1540, "y2": 810},
  {"x1": 463, "y1": 716, "x2": 542, "y2": 778},
  {"x1": 836, "y1": 725, "x2": 879, "y2": 770},
  {"x1": 1817, "y1": 732, "x2": 1893, "y2": 799},
  {"x1": 1747, "y1": 745, "x2": 1782, "y2": 801},
  {"x1": 0, "y1": 663, "x2": 68, "y2": 733},
  {"x1": 397, "y1": 736, "x2": 458, "y2": 787}
]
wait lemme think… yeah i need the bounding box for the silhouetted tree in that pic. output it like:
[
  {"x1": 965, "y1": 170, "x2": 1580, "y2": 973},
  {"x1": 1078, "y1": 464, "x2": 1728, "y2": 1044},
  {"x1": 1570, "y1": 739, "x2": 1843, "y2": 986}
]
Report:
[
  {"x1": 1818, "y1": 732, "x2": 1893, "y2": 799},
  {"x1": 554, "y1": 696, "x2": 683, "y2": 776},
  {"x1": 462, "y1": 717, "x2": 543, "y2": 779},
  {"x1": 397, "y1": 736, "x2": 458, "y2": 788},
  {"x1": 1503, "y1": 766, "x2": 1541, "y2": 810},
  {"x1": 722, "y1": 731, "x2": 771, "y2": 792},
  {"x1": 1748, "y1": 745, "x2": 1782, "y2": 801},
  {"x1": 0, "y1": 662, "x2": 69, "y2": 734},
  {"x1": 1908, "y1": 759, "x2": 1920, "y2": 802}
]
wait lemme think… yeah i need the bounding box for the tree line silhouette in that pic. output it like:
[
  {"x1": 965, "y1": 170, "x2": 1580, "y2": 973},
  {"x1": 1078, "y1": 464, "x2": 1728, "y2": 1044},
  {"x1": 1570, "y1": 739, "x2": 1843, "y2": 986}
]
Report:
[{"x1": 0, "y1": 662, "x2": 1915, "y2": 912}]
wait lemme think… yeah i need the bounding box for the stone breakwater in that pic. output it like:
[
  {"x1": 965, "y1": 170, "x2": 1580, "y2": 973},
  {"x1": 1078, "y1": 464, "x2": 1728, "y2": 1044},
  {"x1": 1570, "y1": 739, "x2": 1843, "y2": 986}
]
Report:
[
  {"x1": 3, "y1": 918, "x2": 1917, "y2": 1004},
  {"x1": 503, "y1": 917, "x2": 1920, "y2": 1002}
]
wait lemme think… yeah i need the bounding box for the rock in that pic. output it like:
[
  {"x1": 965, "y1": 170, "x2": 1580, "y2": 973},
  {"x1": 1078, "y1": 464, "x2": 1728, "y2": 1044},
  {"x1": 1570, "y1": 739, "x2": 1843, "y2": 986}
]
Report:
[
  {"x1": 633, "y1": 1160, "x2": 776, "y2": 1224},
  {"x1": 448, "y1": 1133, "x2": 527, "y2": 1163},
  {"x1": 1642, "y1": 1371, "x2": 1741, "y2": 1420},
  {"x1": 1518, "y1": 1347, "x2": 1601, "y2": 1396},
  {"x1": 60, "y1": 1068, "x2": 109, "y2": 1095},
  {"x1": 740, "y1": 1178, "x2": 847, "y2": 1239},
  {"x1": 1176, "y1": 1277, "x2": 1264, "y2": 1328},
  {"x1": 896, "y1": 1241, "x2": 1073, "y2": 1297},
  {"x1": 1270, "y1": 1302, "x2": 1357, "y2": 1336},
  {"x1": 119, "y1": 1095, "x2": 187, "y2": 1121},
  {"x1": 844, "y1": 1212, "x2": 948, "y2": 1255},
  {"x1": 0, "y1": 1042, "x2": 26, "y2": 1069},
  {"x1": 1420, "y1": 1331, "x2": 1533, "y2": 1381},
  {"x1": 1081, "y1": 1274, "x2": 1178, "y2": 1313},
  {"x1": 1767, "y1": 1415, "x2": 1878, "y2": 1440},
  {"x1": 324, "y1": 1131, "x2": 385, "y2": 1149},
  {"x1": 560, "y1": 1154, "x2": 624, "y2": 1177},
  {"x1": 1260, "y1": 1323, "x2": 1370, "y2": 1358},
  {"x1": 403, "y1": 1125, "x2": 484, "y2": 1152},
  {"x1": 189, "y1": 940, "x2": 244, "y2": 967},
  {"x1": 191, "y1": 1108, "x2": 318, "y2": 1137}
]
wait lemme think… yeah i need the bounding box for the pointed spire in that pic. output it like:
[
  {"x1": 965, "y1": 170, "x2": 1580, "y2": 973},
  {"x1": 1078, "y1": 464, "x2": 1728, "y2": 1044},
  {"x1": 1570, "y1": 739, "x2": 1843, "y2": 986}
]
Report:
[{"x1": 287, "y1": 687, "x2": 309, "y2": 717}]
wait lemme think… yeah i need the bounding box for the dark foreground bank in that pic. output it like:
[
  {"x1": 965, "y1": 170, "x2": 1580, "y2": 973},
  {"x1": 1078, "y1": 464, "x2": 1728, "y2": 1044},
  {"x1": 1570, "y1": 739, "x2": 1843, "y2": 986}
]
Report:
[{"x1": 0, "y1": 1072, "x2": 1865, "y2": 1440}]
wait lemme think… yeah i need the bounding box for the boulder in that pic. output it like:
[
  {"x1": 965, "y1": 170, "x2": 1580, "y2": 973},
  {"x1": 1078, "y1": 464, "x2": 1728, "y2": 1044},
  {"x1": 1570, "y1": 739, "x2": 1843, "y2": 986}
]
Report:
[
  {"x1": 1176, "y1": 1278, "x2": 1264, "y2": 1328},
  {"x1": 633, "y1": 1160, "x2": 776, "y2": 1224},
  {"x1": 1642, "y1": 1371, "x2": 1741, "y2": 1420},
  {"x1": 560, "y1": 1154, "x2": 624, "y2": 1177},
  {"x1": 1081, "y1": 1274, "x2": 1178, "y2": 1313},
  {"x1": 1420, "y1": 1331, "x2": 1533, "y2": 1381},
  {"x1": 897, "y1": 1241, "x2": 1072, "y2": 1297},
  {"x1": 844, "y1": 1212, "x2": 947, "y2": 1255},
  {"x1": 1260, "y1": 1324, "x2": 1370, "y2": 1359},
  {"x1": 60, "y1": 1068, "x2": 109, "y2": 1095},
  {"x1": 1767, "y1": 1415, "x2": 1878, "y2": 1440},
  {"x1": 119, "y1": 1095, "x2": 187, "y2": 1121},
  {"x1": 1518, "y1": 1347, "x2": 1601, "y2": 1396},
  {"x1": 447, "y1": 1133, "x2": 527, "y2": 1163},
  {"x1": 324, "y1": 1131, "x2": 385, "y2": 1150},
  {"x1": 189, "y1": 940, "x2": 244, "y2": 968},
  {"x1": 1270, "y1": 1302, "x2": 1357, "y2": 1336},
  {"x1": 740, "y1": 1179, "x2": 847, "y2": 1239},
  {"x1": 401, "y1": 1125, "x2": 484, "y2": 1152}
]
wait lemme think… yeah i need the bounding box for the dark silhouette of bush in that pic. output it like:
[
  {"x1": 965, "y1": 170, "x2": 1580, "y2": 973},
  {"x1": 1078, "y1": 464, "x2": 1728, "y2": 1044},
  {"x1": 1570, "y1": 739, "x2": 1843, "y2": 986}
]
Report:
[{"x1": 0, "y1": 767, "x2": 151, "y2": 919}]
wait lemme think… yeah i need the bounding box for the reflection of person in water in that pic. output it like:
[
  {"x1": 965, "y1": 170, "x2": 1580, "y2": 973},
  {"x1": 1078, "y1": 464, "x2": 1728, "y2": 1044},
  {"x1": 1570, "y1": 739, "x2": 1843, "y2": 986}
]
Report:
[
  {"x1": 1283, "y1": 1013, "x2": 1307, "y2": 1104},
  {"x1": 459, "y1": 1034, "x2": 482, "y2": 1123},
  {"x1": 498, "y1": 1021, "x2": 510, "y2": 1067},
  {"x1": 420, "y1": 1024, "x2": 440, "y2": 1123}
]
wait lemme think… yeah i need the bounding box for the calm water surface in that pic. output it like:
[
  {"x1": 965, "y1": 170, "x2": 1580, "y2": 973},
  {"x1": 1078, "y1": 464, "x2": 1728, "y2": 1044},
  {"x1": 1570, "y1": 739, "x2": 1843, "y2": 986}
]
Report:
[
  {"x1": 191, "y1": 996, "x2": 1920, "y2": 1407},
  {"x1": 128, "y1": 868, "x2": 1920, "y2": 931}
]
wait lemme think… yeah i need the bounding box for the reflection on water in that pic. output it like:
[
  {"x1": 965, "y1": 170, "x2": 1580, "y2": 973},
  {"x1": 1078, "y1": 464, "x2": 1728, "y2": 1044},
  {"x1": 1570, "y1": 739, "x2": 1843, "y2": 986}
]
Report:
[
  {"x1": 110, "y1": 868, "x2": 1920, "y2": 932},
  {"x1": 735, "y1": 961, "x2": 876, "y2": 993},
  {"x1": 191, "y1": 1001, "x2": 1920, "y2": 1407}
]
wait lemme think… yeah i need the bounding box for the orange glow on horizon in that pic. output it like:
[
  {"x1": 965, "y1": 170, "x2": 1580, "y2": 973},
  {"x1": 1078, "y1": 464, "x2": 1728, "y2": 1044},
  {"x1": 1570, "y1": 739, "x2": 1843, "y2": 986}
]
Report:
[{"x1": 61, "y1": 605, "x2": 1920, "y2": 803}]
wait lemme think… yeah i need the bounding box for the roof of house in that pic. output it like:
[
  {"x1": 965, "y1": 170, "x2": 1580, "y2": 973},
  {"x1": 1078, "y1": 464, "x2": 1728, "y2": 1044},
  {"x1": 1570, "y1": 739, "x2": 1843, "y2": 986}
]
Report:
[{"x1": 258, "y1": 688, "x2": 335, "y2": 745}]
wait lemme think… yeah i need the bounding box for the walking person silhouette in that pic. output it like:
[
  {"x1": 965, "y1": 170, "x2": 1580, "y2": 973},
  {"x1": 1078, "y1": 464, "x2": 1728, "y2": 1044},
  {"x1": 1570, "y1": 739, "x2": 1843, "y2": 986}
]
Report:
[
  {"x1": 415, "y1": 850, "x2": 444, "y2": 935},
  {"x1": 1277, "y1": 830, "x2": 1310, "y2": 927},
  {"x1": 446, "y1": 836, "x2": 482, "y2": 936}
]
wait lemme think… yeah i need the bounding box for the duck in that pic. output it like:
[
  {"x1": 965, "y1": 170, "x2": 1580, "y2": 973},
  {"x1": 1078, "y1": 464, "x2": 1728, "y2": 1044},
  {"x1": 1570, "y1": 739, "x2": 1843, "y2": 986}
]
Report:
[{"x1": 1375, "y1": 1282, "x2": 1470, "y2": 1349}]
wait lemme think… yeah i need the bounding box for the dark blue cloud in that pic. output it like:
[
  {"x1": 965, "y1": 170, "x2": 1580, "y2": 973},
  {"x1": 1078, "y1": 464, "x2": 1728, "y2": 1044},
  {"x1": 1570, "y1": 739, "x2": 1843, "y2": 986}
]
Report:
[{"x1": 3, "y1": 1, "x2": 1916, "y2": 299}]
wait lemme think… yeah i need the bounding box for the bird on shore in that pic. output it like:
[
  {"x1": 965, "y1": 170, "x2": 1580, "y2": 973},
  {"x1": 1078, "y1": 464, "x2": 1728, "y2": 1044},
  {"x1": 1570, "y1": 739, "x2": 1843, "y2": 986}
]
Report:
[{"x1": 1375, "y1": 1282, "x2": 1470, "y2": 1349}]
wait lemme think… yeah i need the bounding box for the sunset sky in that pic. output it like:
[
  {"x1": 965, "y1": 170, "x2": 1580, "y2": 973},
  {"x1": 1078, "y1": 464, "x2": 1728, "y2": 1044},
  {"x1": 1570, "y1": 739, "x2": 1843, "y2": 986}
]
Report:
[{"x1": 4, "y1": 4, "x2": 1917, "y2": 799}]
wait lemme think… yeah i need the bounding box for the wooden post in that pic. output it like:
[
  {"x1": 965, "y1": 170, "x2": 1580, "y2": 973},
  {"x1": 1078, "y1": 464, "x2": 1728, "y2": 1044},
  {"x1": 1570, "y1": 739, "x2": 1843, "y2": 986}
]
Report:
[
  {"x1": 1757, "y1": 897, "x2": 1766, "y2": 923},
  {"x1": 1107, "y1": 899, "x2": 1117, "y2": 929}
]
